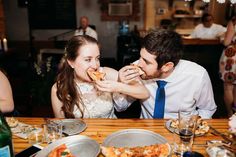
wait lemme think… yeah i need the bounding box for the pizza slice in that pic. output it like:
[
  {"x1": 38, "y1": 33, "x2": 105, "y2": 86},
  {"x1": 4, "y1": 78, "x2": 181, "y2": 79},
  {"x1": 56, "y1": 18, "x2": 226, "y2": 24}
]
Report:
[
  {"x1": 131, "y1": 64, "x2": 144, "y2": 75},
  {"x1": 87, "y1": 69, "x2": 106, "y2": 81},
  {"x1": 48, "y1": 144, "x2": 75, "y2": 157},
  {"x1": 101, "y1": 143, "x2": 170, "y2": 157}
]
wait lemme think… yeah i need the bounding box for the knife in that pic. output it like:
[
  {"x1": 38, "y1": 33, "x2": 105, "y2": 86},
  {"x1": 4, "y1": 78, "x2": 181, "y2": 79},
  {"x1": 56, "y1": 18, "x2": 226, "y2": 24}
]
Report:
[{"x1": 209, "y1": 126, "x2": 233, "y2": 143}]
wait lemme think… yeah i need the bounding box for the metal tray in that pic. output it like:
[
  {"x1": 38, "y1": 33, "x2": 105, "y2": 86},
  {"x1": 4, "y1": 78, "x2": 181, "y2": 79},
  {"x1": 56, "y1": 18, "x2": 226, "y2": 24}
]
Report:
[
  {"x1": 102, "y1": 129, "x2": 169, "y2": 147},
  {"x1": 36, "y1": 135, "x2": 100, "y2": 157},
  {"x1": 53, "y1": 119, "x2": 87, "y2": 136}
]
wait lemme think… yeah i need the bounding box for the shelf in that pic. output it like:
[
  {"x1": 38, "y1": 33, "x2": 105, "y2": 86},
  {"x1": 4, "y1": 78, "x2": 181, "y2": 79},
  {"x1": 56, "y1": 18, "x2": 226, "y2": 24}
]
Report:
[{"x1": 173, "y1": 14, "x2": 202, "y2": 18}]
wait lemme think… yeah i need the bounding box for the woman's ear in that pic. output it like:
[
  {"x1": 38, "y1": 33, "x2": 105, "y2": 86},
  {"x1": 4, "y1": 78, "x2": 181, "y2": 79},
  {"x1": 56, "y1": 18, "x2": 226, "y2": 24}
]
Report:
[
  {"x1": 67, "y1": 59, "x2": 74, "y2": 69},
  {"x1": 161, "y1": 62, "x2": 174, "y2": 73}
]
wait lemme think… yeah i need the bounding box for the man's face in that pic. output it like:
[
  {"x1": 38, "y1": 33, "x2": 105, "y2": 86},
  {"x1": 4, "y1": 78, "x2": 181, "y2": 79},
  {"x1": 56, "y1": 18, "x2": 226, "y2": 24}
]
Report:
[
  {"x1": 203, "y1": 16, "x2": 213, "y2": 28},
  {"x1": 80, "y1": 17, "x2": 89, "y2": 29},
  {"x1": 137, "y1": 48, "x2": 162, "y2": 79}
]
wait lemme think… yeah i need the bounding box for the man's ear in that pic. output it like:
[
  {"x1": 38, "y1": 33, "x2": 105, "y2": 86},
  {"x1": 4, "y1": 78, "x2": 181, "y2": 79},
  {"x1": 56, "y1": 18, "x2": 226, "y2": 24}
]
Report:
[
  {"x1": 161, "y1": 62, "x2": 174, "y2": 73},
  {"x1": 67, "y1": 59, "x2": 74, "y2": 69}
]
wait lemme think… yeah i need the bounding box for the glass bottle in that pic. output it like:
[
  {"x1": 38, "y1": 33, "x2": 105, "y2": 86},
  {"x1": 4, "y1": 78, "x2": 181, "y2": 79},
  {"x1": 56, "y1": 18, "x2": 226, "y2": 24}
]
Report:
[{"x1": 0, "y1": 111, "x2": 14, "y2": 157}]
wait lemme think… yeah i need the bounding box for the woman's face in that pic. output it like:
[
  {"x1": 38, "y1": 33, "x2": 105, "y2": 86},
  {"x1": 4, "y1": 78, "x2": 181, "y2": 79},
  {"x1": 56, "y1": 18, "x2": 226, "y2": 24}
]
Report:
[{"x1": 68, "y1": 43, "x2": 100, "y2": 82}]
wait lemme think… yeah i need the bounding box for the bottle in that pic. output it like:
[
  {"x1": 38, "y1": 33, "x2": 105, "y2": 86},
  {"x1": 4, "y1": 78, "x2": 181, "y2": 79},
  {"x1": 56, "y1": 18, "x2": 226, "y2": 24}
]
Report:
[{"x1": 0, "y1": 111, "x2": 14, "y2": 157}]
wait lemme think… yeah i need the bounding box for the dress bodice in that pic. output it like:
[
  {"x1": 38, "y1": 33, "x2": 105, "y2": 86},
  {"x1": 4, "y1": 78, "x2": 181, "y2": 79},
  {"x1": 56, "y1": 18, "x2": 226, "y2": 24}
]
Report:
[{"x1": 73, "y1": 82, "x2": 115, "y2": 118}]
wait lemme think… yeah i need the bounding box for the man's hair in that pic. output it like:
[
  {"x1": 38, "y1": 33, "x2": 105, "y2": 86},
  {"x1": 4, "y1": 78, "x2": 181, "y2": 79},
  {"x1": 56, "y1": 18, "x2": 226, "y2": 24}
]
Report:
[
  {"x1": 201, "y1": 13, "x2": 213, "y2": 22},
  {"x1": 141, "y1": 29, "x2": 183, "y2": 69}
]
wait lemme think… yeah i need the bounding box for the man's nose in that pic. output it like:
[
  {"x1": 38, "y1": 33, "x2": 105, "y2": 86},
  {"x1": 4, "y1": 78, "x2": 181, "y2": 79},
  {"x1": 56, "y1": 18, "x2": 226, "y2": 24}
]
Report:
[{"x1": 137, "y1": 59, "x2": 143, "y2": 67}]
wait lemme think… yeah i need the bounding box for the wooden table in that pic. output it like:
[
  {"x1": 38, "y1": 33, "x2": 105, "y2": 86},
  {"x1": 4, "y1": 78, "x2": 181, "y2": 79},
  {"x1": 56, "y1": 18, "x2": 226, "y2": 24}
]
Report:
[{"x1": 12, "y1": 118, "x2": 229, "y2": 156}]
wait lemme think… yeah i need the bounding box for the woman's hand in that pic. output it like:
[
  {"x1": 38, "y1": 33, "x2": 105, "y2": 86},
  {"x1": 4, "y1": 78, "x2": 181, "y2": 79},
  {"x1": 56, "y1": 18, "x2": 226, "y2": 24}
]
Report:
[
  {"x1": 118, "y1": 65, "x2": 141, "y2": 84},
  {"x1": 95, "y1": 80, "x2": 120, "y2": 92}
]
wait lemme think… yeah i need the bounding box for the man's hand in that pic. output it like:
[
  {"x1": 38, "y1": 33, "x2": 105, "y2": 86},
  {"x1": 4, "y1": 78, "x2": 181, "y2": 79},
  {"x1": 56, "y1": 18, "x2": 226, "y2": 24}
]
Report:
[{"x1": 118, "y1": 65, "x2": 141, "y2": 84}]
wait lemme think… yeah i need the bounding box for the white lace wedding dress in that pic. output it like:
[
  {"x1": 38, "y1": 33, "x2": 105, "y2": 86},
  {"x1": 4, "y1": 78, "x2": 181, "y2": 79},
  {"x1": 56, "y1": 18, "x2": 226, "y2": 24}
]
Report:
[{"x1": 73, "y1": 82, "x2": 116, "y2": 118}]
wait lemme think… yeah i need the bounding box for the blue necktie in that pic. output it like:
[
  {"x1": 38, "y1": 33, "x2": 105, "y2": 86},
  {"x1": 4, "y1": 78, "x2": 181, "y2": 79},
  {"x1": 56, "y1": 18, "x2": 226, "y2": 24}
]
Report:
[{"x1": 154, "y1": 80, "x2": 167, "y2": 118}]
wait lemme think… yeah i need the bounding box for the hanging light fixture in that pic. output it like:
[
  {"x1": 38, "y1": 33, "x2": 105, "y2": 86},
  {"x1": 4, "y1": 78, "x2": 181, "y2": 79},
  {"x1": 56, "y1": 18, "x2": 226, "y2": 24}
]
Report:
[
  {"x1": 202, "y1": 0, "x2": 236, "y2": 3},
  {"x1": 230, "y1": 0, "x2": 236, "y2": 4},
  {"x1": 202, "y1": 0, "x2": 210, "y2": 3},
  {"x1": 217, "y1": 0, "x2": 225, "y2": 3}
]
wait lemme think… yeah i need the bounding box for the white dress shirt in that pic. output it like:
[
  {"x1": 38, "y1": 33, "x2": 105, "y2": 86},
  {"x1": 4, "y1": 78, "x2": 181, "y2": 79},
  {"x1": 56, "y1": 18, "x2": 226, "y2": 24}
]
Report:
[
  {"x1": 114, "y1": 60, "x2": 217, "y2": 119},
  {"x1": 190, "y1": 23, "x2": 226, "y2": 39},
  {"x1": 74, "y1": 27, "x2": 98, "y2": 40}
]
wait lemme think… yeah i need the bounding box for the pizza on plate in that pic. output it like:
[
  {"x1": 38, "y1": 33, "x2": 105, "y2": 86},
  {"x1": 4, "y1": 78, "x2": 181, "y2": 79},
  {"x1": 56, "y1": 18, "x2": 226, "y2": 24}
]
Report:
[
  {"x1": 101, "y1": 143, "x2": 170, "y2": 157},
  {"x1": 6, "y1": 117, "x2": 19, "y2": 128},
  {"x1": 87, "y1": 69, "x2": 106, "y2": 81},
  {"x1": 48, "y1": 144, "x2": 75, "y2": 157},
  {"x1": 170, "y1": 118, "x2": 209, "y2": 135}
]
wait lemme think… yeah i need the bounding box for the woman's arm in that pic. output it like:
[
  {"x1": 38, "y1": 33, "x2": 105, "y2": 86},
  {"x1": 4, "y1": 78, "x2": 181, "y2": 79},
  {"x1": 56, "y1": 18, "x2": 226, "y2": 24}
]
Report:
[
  {"x1": 95, "y1": 67, "x2": 149, "y2": 99},
  {"x1": 224, "y1": 20, "x2": 235, "y2": 46},
  {"x1": 0, "y1": 71, "x2": 14, "y2": 113},
  {"x1": 51, "y1": 83, "x2": 65, "y2": 118}
]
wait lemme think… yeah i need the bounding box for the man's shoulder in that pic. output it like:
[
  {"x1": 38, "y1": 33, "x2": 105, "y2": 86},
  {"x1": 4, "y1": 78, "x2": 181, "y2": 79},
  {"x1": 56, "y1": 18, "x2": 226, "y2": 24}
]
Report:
[{"x1": 177, "y1": 60, "x2": 206, "y2": 74}]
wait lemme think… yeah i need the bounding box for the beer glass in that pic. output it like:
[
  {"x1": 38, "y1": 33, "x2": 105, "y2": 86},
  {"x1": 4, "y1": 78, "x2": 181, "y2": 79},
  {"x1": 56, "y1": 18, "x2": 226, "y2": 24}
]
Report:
[{"x1": 173, "y1": 110, "x2": 198, "y2": 156}]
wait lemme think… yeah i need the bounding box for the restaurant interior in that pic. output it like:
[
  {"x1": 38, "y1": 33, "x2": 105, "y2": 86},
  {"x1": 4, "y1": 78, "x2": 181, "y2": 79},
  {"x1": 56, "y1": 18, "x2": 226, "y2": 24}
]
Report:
[{"x1": 0, "y1": 0, "x2": 235, "y2": 118}]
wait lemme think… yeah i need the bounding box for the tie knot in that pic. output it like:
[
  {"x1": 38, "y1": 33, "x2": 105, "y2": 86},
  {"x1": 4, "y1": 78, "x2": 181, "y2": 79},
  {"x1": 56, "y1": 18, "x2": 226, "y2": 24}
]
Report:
[{"x1": 157, "y1": 80, "x2": 167, "y2": 88}]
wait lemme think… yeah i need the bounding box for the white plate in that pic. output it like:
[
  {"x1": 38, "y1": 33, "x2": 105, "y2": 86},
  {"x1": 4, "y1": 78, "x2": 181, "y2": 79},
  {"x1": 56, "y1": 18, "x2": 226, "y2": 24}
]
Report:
[
  {"x1": 36, "y1": 135, "x2": 100, "y2": 157},
  {"x1": 102, "y1": 129, "x2": 170, "y2": 147},
  {"x1": 53, "y1": 119, "x2": 87, "y2": 136}
]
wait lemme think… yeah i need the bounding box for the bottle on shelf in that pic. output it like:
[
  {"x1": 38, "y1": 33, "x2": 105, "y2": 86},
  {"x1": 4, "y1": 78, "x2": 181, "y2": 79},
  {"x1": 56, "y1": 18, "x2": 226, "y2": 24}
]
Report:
[{"x1": 0, "y1": 111, "x2": 14, "y2": 157}]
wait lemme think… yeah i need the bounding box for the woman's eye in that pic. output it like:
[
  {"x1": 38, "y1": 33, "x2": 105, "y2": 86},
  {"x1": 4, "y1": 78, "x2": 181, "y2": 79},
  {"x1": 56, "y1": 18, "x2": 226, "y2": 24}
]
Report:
[{"x1": 85, "y1": 58, "x2": 92, "y2": 62}]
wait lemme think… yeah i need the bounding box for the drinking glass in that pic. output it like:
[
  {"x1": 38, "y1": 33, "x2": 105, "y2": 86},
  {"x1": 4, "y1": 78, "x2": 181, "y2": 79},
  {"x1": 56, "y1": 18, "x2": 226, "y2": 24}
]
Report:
[
  {"x1": 173, "y1": 110, "x2": 198, "y2": 156},
  {"x1": 43, "y1": 120, "x2": 63, "y2": 143},
  {"x1": 27, "y1": 125, "x2": 44, "y2": 144}
]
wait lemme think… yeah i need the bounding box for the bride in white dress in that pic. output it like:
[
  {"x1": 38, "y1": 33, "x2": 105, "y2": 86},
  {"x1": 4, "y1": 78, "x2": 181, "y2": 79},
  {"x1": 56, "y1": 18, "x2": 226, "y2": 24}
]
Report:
[{"x1": 51, "y1": 35, "x2": 149, "y2": 118}]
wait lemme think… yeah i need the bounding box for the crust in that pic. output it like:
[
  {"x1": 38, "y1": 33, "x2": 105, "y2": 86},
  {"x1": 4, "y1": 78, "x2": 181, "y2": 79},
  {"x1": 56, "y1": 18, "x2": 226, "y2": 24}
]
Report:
[{"x1": 101, "y1": 143, "x2": 170, "y2": 157}]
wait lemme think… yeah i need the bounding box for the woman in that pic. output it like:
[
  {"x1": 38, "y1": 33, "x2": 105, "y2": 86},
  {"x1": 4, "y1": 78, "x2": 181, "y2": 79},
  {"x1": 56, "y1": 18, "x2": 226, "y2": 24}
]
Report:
[
  {"x1": 0, "y1": 70, "x2": 14, "y2": 113},
  {"x1": 51, "y1": 35, "x2": 149, "y2": 118},
  {"x1": 219, "y1": 15, "x2": 236, "y2": 117}
]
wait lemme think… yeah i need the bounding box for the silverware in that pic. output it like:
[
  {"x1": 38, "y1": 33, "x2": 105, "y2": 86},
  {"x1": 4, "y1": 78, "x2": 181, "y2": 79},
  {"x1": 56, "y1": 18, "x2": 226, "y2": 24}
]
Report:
[{"x1": 209, "y1": 126, "x2": 233, "y2": 143}]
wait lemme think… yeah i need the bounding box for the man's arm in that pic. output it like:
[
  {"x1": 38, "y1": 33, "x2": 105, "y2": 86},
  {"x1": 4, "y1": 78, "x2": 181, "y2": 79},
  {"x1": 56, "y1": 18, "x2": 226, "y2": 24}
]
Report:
[{"x1": 194, "y1": 71, "x2": 217, "y2": 119}]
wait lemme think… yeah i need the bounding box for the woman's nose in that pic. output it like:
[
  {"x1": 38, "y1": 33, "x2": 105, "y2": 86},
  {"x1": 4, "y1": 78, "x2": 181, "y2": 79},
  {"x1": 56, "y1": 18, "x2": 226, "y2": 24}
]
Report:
[{"x1": 91, "y1": 60, "x2": 99, "y2": 69}]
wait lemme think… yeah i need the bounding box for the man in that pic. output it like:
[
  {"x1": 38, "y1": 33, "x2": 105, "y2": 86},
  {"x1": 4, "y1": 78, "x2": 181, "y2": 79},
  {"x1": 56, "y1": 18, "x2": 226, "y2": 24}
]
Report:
[
  {"x1": 190, "y1": 13, "x2": 226, "y2": 39},
  {"x1": 74, "y1": 16, "x2": 98, "y2": 40},
  {"x1": 115, "y1": 29, "x2": 217, "y2": 119}
]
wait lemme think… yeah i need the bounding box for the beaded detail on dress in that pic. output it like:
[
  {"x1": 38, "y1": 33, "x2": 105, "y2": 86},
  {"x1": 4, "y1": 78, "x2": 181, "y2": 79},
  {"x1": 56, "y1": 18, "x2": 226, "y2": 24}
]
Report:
[{"x1": 73, "y1": 82, "x2": 115, "y2": 118}]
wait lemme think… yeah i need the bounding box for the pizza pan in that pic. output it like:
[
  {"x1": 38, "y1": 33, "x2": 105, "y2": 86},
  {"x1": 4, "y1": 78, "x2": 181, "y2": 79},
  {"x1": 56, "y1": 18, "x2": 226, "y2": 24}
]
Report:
[
  {"x1": 36, "y1": 135, "x2": 100, "y2": 157},
  {"x1": 102, "y1": 129, "x2": 168, "y2": 147},
  {"x1": 52, "y1": 119, "x2": 87, "y2": 136}
]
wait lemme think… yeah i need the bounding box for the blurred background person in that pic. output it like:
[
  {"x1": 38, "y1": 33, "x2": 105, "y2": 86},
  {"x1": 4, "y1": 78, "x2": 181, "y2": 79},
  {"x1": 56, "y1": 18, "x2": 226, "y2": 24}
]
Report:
[
  {"x1": 74, "y1": 16, "x2": 98, "y2": 40},
  {"x1": 51, "y1": 35, "x2": 149, "y2": 118},
  {"x1": 190, "y1": 13, "x2": 226, "y2": 39},
  {"x1": 219, "y1": 14, "x2": 236, "y2": 117},
  {"x1": 0, "y1": 70, "x2": 14, "y2": 113}
]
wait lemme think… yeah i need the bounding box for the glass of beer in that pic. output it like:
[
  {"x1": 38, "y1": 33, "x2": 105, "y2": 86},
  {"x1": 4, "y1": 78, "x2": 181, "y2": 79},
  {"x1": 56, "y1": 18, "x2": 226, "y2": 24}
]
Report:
[{"x1": 173, "y1": 110, "x2": 198, "y2": 156}]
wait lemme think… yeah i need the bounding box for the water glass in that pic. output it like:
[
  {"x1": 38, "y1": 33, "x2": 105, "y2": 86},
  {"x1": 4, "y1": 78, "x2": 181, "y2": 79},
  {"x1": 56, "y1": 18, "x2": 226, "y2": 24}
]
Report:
[
  {"x1": 43, "y1": 120, "x2": 63, "y2": 143},
  {"x1": 173, "y1": 110, "x2": 198, "y2": 156},
  {"x1": 27, "y1": 125, "x2": 44, "y2": 144}
]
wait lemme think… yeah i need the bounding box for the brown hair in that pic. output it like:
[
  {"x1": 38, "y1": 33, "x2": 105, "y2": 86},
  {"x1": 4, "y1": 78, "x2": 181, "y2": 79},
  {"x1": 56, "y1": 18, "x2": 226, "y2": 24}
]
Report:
[
  {"x1": 56, "y1": 35, "x2": 98, "y2": 118},
  {"x1": 142, "y1": 29, "x2": 183, "y2": 69}
]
